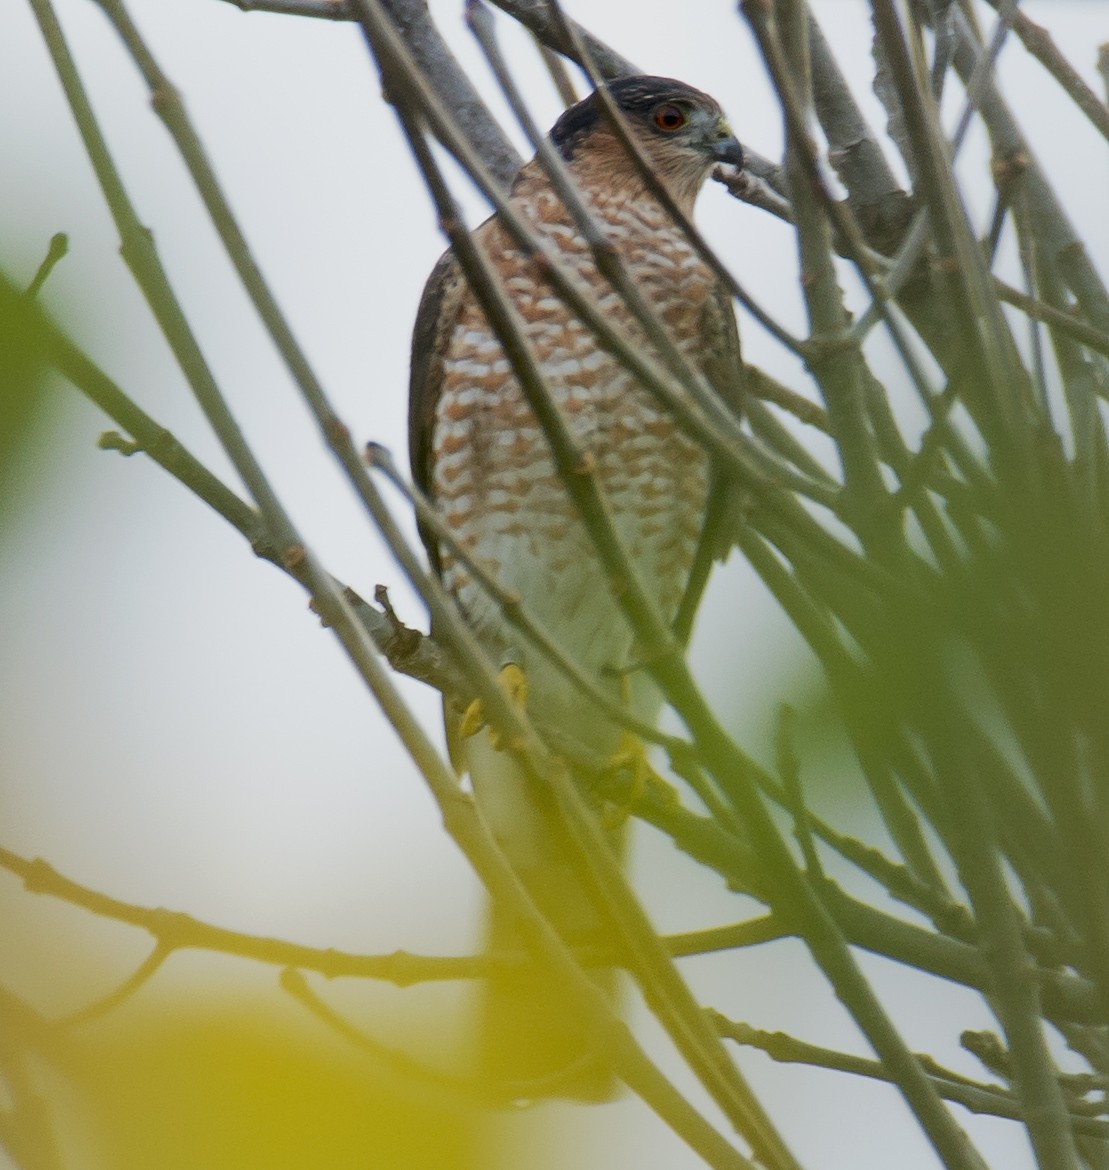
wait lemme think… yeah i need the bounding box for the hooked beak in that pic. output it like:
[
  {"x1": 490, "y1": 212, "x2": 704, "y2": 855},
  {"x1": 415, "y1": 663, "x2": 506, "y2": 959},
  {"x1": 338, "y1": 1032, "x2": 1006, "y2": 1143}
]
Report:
[{"x1": 710, "y1": 118, "x2": 744, "y2": 169}]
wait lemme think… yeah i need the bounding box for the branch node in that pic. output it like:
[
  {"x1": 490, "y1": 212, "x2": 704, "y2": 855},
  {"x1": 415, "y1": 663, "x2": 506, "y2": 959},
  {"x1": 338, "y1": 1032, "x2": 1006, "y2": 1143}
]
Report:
[
  {"x1": 279, "y1": 966, "x2": 307, "y2": 995},
  {"x1": 25, "y1": 231, "x2": 69, "y2": 298},
  {"x1": 325, "y1": 415, "x2": 351, "y2": 446},
  {"x1": 799, "y1": 331, "x2": 859, "y2": 367},
  {"x1": 930, "y1": 254, "x2": 961, "y2": 275},
  {"x1": 23, "y1": 857, "x2": 58, "y2": 894},
  {"x1": 990, "y1": 150, "x2": 1031, "y2": 183},
  {"x1": 363, "y1": 440, "x2": 388, "y2": 467},
  {"x1": 282, "y1": 544, "x2": 308, "y2": 571},
  {"x1": 97, "y1": 430, "x2": 142, "y2": 456},
  {"x1": 373, "y1": 584, "x2": 429, "y2": 668}
]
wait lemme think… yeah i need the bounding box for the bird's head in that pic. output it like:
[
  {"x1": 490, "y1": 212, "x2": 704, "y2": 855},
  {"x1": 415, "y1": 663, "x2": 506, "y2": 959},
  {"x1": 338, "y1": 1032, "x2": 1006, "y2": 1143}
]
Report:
[{"x1": 550, "y1": 75, "x2": 743, "y2": 212}]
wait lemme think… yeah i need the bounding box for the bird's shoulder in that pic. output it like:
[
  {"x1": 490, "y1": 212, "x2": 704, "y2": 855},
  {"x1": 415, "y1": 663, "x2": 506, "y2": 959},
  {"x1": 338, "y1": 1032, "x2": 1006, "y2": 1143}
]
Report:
[
  {"x1": 672, "y1": 278, "x2": 746, "y2": 643},
  {"x1": 408, "y1": 247, "x2": 467, "y2": 498},
  {"x1": 701, "y1": 277, "x2": 744, "y2": 412}
]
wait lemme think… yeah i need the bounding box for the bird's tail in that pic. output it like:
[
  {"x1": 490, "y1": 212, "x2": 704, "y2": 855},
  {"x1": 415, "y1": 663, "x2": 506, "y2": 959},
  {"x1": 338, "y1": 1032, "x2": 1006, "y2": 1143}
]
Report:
[{"x1": 466, "y1": 732, "x2": 624, "y2": 1103}]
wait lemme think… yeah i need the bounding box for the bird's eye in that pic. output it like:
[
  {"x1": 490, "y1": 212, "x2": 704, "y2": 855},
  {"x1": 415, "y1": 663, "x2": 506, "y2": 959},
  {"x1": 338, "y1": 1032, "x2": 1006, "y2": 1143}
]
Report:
[{"x1": 653, "y1": 104, "x2": 688, "y2": 132}]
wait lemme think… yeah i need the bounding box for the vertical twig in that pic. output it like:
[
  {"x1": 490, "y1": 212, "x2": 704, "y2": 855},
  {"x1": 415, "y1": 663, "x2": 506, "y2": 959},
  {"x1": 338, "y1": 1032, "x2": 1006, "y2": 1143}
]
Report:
[{"x1": 749, "y1": 0, "x2": 898, "y2": 556}]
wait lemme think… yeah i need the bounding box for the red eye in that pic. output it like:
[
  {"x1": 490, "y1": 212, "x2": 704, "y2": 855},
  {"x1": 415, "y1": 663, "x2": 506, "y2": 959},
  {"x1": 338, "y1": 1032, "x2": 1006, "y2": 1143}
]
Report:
[{"x1": 653, "y1": 104, "x2": 687, "y2": 132}]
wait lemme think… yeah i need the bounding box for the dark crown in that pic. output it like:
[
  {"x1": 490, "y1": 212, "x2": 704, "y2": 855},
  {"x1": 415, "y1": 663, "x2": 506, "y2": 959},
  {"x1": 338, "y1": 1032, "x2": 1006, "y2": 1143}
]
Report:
[{"x1": 550, "y1": 76, "x2": 716, "y2": 160}]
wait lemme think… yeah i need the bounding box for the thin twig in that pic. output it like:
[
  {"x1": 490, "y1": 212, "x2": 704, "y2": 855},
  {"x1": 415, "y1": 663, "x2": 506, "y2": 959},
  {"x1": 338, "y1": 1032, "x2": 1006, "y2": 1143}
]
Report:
[
  {"x1": 279, "y1": 968, "x2": 484, "y2": 1102},
  {"x1": 3, "y1": 266, "x2": 472, "y2": 706},
  {"x1": 0, "y1": 987, "x2": 66, "y2": 1170},
  {"x1": 57, "y1": 942, "x2": 172, "y2": 1028},
  {"x1": 217, "y1": 0, "x2": 349, "y2": 15},
  {"x1": 484, "y1": 0, "x2": 636, "y2": 79},
  {"x1": 745, "y1": 0, "x2": 889, "y2": 541},
  {"x1": 0, "y1": 843, "x2": 785, "y2": 977},
  {"x1": 982, "y1": 0, "x2": 1109, "y2": 146},
  {"x1": 0, "y1": 269, "x2": 270, "y2": 557},
  {"x1": 215, "y1": 0, "x2": 522, "y2": 182},
  {"x1": 24, "y1": 233, "x2": 68, "y2": 299},
  {"x1": 993, "y1": 278, "x2": 1109, "y2": 363},
  {"x1": 947, "y1": 7, "x2": 1109, "y2": 339},
  {"x1": 711, "y1": 1014, "x2": 1109, "y2": 1138},
  {"x1": 775, "y1": 704, "x2": 821, "y2": 878},
  {"x1": 533, "y1": 35, "x2": 577, "y2": 107},
  {"x1": 8, "y1": 830, "x2": 1095, "y2": 1032}
]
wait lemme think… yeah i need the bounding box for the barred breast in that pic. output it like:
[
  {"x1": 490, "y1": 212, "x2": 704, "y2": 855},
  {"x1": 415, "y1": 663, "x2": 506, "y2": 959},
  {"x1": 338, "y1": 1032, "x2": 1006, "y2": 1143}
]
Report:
[{"x1": 430, "y1": 171, "x2": 715, "y2": 751}]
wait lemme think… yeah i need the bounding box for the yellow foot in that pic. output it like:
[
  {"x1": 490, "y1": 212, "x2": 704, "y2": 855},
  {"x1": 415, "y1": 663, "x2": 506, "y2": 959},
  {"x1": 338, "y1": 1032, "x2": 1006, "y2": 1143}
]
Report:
[
  {"x1": 600, "y1": 731, "x2": 652, "y2": 829},
  {"x1": 459, "y1": 663, "x2": 529, "y2": 748},
  {"x1": 458, "y1": 695, "x2": 487, "y2": 739},
  {"x1": 600, "y1": 731, "x2": 682, "y2": 827}
]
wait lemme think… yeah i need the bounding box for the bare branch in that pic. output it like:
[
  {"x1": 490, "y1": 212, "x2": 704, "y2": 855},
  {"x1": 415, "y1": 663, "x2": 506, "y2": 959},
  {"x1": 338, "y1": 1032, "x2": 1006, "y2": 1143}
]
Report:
[
  {"x1": 711, "y1": 1014, "x2": 1109, "y2": 1138},
  {"x1": 981, "y1": 0, "x2": 1109, "y2": 146}
]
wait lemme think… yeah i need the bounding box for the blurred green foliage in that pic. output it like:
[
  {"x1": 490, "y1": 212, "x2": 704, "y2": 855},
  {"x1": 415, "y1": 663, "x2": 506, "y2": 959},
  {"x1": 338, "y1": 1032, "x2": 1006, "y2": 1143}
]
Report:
[
  {"x1": 70, "y1": 995, "x2": 484, "y2": 1170},
  {"x1": 0, "y1": 246, "x2": 62, "y2": 537}
]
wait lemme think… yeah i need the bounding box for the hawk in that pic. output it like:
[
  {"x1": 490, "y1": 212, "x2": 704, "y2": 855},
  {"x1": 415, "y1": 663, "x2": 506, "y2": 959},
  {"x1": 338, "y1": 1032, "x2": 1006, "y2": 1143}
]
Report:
[{"x1": 409, "y1": 75, "x2": 745, "y2": 1100}]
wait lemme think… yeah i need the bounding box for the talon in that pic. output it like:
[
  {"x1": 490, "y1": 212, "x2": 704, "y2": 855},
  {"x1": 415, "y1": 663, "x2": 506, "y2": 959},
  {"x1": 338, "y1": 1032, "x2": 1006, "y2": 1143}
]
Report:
[
  {"x1": 459, "y1": 695, "x2": 488, "y2": 739},
  {"x1": 600, "y1": 732, "x2": 683, "y2": 826},
  {"x1": 464, "y1": 663, "x2": 530, "y2": 750},
  {"x1": 500, "y1": 662, "x2": 529, "y2": 709},
  {"x1": 601, "y1": 731, "x2": 651, "y2": 828},
  {"x1": 481, "y1": 669, "x2": 528, "y2": 748}
]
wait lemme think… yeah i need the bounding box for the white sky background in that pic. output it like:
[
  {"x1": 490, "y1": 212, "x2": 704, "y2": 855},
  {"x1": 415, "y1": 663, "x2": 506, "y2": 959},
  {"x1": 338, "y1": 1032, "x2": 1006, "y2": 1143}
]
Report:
[{"x1": 1, "y1": 2, "x2": 1107, "y2": 1168}]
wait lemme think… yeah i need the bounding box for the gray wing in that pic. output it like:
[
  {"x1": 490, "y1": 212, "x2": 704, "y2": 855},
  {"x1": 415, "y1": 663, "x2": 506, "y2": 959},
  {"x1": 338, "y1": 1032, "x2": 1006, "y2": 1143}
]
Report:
[
  {"x1": 408, "y1": 248, "x2": 466, "y2": 577},
  {"x1": 408, "y1": 248, "x2": 472, "y2": 768},
  {"x1": 672, "y1": 280, "x2": 746, "y2": 645}
]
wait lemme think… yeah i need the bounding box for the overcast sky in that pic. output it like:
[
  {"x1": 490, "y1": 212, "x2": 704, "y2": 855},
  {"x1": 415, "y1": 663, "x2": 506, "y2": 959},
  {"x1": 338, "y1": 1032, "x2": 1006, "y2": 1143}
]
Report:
[{"x1": 1, "y1": 3, "x2": 1107, "y2": 1168}]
